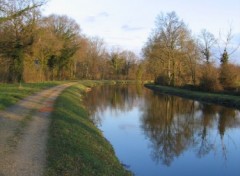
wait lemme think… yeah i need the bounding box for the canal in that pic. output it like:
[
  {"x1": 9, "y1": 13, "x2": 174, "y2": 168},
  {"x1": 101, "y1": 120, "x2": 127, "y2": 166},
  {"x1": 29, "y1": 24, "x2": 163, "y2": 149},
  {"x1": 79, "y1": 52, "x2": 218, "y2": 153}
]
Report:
[{"x1": 84, "y1": 84, "x2": 240, "y2": 176}]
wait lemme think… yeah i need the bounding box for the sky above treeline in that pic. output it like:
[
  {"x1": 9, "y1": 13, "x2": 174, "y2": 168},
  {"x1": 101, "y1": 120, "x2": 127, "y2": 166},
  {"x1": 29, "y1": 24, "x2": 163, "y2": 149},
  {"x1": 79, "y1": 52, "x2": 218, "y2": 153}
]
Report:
[{"x1": 43, "y1": 0, "x2": 240, "y2": 60}]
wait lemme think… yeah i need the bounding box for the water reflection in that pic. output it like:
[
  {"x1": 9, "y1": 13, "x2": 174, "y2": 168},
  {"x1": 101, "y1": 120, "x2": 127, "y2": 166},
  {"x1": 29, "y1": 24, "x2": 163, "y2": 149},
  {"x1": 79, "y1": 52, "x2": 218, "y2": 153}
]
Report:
[
  {"x1": 84, "y1": 85, "x2": 240, "y2": 175},
  {"x1": 141, "y1": 90, "x2": 240, "y2": 166},
  {"x1": 85, "y1": 85, "x2": 144, "y2": 125}
]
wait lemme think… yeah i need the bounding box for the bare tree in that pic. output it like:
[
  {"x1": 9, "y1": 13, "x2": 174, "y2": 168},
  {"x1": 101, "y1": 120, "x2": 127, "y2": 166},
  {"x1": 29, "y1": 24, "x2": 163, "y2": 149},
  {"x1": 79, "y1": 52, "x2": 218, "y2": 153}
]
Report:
[
  {"x1": 218, "y1": 27, "x2": 240, "y2": 64},
  {"x1": 84, "y1": 37, "x2": 107, "y2": 79},
  {"x1": 217, "y1": 27, "x2": 240, "y2": 89},
  {"x1": 0, "y1": 0, "x2": 46, "y2": 23},
  {"x1": 198, "y1": 29, "x2": 216, "y2": 63},
  {"x1": 43, "y1": 14, "x2": 81, "y2": 80},
  {"x1": 143, "y1": 11, "x2": 195, "y2": 86},
  {"x1": 183, "y1": 39, "x2": 201, "y2": 85},
  {"x1": 120, "y1": 50, "x2": 138, "y2": 79}
]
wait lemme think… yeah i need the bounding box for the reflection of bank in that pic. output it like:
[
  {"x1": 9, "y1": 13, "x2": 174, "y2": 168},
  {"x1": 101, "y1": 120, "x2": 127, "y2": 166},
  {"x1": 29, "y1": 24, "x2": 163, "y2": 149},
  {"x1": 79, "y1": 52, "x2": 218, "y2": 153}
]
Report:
[
  {"x1": 84, "y1": 84, "x2": 145, "y2": 125},
  {"x1": 140, "y1": 91, "x2": 240, "y2": 166}
]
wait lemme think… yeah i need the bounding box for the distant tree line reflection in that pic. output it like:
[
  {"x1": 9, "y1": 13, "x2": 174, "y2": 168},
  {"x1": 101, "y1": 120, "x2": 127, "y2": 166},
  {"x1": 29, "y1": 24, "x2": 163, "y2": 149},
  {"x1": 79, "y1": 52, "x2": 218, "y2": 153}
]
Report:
[
  {"x1": 141, "y1": 91, "x2": 240, "y2": 166},
  {"x1": 84, "y1": 84, "x2": 144, "y2": 125},
  {"x1": 84, "y1": 85, "x2": 240, "y2": 166}
]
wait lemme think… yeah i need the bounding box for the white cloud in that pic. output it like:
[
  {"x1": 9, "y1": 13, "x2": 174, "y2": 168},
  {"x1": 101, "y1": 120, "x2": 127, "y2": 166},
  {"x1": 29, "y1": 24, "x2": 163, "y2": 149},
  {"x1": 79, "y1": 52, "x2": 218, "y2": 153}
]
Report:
[
  {"x1": 85, "y1": 12, "x2": 110, "y2": 23},
  {"x1": 98, "y1": 12, "x2": 109, "y2": 18},
  {"x1": 122, "y1": 25, "x2": 145, "y2": 32},
  {"x1": 43, "y1": 0, "x2": 240, "y2": 56}
]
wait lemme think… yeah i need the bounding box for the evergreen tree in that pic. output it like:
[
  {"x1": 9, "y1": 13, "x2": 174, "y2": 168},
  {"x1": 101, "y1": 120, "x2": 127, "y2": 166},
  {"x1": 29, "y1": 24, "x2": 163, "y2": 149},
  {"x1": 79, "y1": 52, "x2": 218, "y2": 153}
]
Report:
[{"x1": 220, "y1": 48, "x2": 229, "y2": 64}]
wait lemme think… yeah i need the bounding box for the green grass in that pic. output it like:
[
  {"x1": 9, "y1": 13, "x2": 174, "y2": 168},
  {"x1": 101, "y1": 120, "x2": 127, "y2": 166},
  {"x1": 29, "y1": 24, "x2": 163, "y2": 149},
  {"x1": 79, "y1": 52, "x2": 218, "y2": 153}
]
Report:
[
  {"x1": 0, "y1": 82, "x2": 64, "y2": 110},
  {"x1": 45, "y1": 82, "x2": 132, "y2": 176},
  {"x1": 145, "y1": 84, "x2": 240, "y2": 109}
]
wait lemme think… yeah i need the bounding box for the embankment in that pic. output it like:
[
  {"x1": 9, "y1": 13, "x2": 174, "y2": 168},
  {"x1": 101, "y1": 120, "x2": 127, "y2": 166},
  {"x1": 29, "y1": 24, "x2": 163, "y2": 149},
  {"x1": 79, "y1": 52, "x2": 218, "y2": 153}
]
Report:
[
  {"x1": 45, "y1": 81, "x2": 131, "y2": 176},
  {"x1": 145, "y1": 84, "x2": 240, "y2": 109}
]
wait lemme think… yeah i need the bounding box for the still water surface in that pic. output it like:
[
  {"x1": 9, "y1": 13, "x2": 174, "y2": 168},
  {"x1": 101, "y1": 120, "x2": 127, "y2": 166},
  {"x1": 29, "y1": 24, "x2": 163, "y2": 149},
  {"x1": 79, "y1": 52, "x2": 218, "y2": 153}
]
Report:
[{"x1": 84, "y1": 85, "x2": 240, "y2": 176}]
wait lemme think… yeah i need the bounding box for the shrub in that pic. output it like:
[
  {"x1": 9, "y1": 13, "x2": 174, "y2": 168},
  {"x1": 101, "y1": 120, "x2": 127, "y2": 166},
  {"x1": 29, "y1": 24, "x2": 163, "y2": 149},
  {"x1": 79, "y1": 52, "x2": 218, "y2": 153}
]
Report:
[
  {"x1": 199, "y1": 63, "x2": 222, "y2": 92},
  {"x1": 219, "y1": 63, "x2": 239, "y2": 90},
  {"x1": 155, "y1": 74, "x2": 169, "y2": 85}
]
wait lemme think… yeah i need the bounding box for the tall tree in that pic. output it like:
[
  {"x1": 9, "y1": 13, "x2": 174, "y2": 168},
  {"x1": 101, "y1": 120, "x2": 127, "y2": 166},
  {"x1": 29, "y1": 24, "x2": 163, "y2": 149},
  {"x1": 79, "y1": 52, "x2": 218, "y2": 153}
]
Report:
[
  {"x1": 198, "y1": 29, "x2": 216, "y2": 63},
  {"x1": 43, "y1": 14, "x2": 81, "y2": 80},
  {"x1": 218, "y1": 27, "x2": 239, "y2": 89},
  {"x1": 120, "y1": 50, "x2": 138, "y2": 79},
  {"x1": 30, "y1": 16, "x2": 64, "y2": 81},
  {"x1": 143, "y1": 11, "x2": 194, "y2": 86},
  {"x1": 183, "y1": 39, "x2": 201, "y2": 85},
  {"x1": 0, "y1": 0, "x2": 43, "y2": 82},
  {"x1": 218, "y1": 27, "x2": 239, "y2": 64},
  {"x1": 84, "y1": 37, "x2": 107, "y2": 79}
]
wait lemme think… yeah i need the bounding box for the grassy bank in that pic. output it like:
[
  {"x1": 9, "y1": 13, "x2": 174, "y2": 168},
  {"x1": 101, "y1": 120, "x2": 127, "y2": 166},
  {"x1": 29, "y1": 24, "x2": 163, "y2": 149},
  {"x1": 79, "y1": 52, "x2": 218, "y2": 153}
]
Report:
[
  {"x1": 0, "y1": 80, "x2": 142, "y2": 110},
  {"x1": 45, "y1": 82, "x2": 131, "y2": 176},
  {"x1": 145, "y1": 84, "x2": 240, "y2": 109},
  {"x1": 0, "y1": 82, "x2": 65, "y2": 110}
]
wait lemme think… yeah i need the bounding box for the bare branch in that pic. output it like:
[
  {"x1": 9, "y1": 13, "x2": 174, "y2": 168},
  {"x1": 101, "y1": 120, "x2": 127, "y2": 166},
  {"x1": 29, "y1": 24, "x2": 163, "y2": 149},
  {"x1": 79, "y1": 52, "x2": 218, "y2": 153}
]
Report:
[{"x1": 0, "y1": 0, "x2": 46, "y2": 23}]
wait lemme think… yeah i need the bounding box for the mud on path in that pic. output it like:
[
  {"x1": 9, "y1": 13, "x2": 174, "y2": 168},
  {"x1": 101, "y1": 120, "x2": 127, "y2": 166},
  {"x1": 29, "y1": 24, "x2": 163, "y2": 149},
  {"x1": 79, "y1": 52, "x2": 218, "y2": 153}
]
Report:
[{"x1": 0, "y1": 83, "x2": 75, "y2": 176}]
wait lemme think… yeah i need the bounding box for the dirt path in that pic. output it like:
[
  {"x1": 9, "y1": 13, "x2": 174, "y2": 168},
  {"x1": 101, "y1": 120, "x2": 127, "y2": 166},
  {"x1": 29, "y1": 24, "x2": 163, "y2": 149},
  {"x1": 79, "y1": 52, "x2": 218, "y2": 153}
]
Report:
[{"x1": 0, "y1": 83, "x2": 75, "y2": 176}]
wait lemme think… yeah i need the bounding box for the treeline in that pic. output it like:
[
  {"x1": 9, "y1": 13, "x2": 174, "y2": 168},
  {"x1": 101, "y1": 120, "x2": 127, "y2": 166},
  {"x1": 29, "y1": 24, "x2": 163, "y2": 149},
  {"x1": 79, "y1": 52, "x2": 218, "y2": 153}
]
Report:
[
  {"x1": 0, "y1": 0, "x2": 144, "y2": 83},
  {"x1": 1, "y1": 1, "x2": 239, "y2": 89},
  {"x1": 143, "y1": 11, "x2": 240, "y2": 91}
]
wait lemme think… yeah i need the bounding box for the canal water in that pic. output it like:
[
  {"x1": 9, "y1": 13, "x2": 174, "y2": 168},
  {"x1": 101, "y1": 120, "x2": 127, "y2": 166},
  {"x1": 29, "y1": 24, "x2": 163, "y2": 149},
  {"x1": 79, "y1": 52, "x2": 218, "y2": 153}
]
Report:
[{"x1": 84, "y1": 84, "x2": 240, "y2": 176}]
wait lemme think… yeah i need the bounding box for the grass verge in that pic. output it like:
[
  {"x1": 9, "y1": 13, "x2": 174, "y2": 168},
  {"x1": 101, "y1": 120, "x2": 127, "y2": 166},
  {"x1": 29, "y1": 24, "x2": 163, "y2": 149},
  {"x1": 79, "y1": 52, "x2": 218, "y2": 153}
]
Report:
[
  {"x1": 145, "y1": 84, "x2": 240, "y2": 109},
  {"x1": 45, "y1": 82, "x2": 132, "y2": 176},
  {"x1": 0, "y1": 82, "x2": 64, "y2": 110}
]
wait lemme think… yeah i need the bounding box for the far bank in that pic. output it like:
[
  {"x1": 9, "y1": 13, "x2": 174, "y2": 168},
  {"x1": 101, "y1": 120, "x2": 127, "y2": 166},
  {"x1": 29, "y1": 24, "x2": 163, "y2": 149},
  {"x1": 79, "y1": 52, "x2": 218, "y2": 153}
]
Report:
[{"x1": 145, "y1": 84, "x2": 240, "y2": 109}]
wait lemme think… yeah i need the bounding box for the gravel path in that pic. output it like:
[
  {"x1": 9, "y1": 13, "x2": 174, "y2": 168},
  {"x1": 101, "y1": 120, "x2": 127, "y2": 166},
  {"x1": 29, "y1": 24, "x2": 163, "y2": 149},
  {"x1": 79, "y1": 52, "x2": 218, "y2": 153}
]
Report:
[{"x1": 0, "y1": 83, "x2": 75, "y2": 176}]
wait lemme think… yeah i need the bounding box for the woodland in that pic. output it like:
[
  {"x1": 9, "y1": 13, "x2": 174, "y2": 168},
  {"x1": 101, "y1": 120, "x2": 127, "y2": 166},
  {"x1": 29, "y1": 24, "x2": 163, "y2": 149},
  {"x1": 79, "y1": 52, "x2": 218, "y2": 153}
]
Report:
[{"x1": 1, "y1": 0, "x2": 239, "y2": 92}]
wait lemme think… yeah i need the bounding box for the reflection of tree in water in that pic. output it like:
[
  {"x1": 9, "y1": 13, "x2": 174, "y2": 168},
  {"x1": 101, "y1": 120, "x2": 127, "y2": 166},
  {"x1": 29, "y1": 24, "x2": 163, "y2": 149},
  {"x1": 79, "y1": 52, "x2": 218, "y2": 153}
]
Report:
[
  {"x1": 84, "y1": 84, "x2": 145, "y2": 125},
  {"x1": 218, "y1": 108, "x2": 237, "y2": 137},
  {"x1": 140, "y1": 91, "x2": 240, "y2": 166},
  {"x1": 141, "y1": 92, "x2": 198, "y2": 166},
  {"x1": 218, "y1": 108, "x2": 238, "y2": 160},
  {"x1": 84, "y1": 85, "x2": 240, "y2": 166},
  {"x1": 195, "y1": 104, "x2": 219, "y2": 158}
]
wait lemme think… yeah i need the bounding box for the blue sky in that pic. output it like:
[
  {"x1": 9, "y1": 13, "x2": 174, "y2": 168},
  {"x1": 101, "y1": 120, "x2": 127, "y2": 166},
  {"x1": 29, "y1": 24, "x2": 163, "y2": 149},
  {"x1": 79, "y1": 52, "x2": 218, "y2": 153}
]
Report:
[{"x1": 43, "y1": 0, "x2": 240, "y2": 60}]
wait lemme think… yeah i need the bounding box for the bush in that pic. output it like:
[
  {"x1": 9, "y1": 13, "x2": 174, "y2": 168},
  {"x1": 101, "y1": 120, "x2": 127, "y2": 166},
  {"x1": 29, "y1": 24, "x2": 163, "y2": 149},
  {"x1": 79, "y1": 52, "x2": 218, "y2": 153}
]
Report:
[
  {"x1": 219, "y1": 63, "x2": 239, "y2": 90},
  {"x1": 155, "y1": 74, "x2": 169, "y2": 85},
  {"x1": 199, "y1": 64, "x2": 222, "y2": 92}
]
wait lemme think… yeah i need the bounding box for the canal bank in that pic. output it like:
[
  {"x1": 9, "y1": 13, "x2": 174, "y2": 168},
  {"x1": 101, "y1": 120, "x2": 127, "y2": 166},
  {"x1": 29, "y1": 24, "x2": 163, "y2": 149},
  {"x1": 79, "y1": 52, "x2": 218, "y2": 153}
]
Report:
[
  {"x1": 145, "y1": 84, "x2": 240, "y2": 109},
  {"x1": 85, "y1": 84, "x2": 240, "y2": 176},
  {"x1": 45, "y1": 81, "x2": 132, "y2": 176}
]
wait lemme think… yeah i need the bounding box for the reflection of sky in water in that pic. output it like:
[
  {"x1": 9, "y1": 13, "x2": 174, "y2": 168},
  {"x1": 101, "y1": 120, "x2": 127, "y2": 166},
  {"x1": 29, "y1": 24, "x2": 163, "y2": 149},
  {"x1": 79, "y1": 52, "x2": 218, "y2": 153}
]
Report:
[{"x1": 86, "y1": 85, "x2": 240, "y2": 176}]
